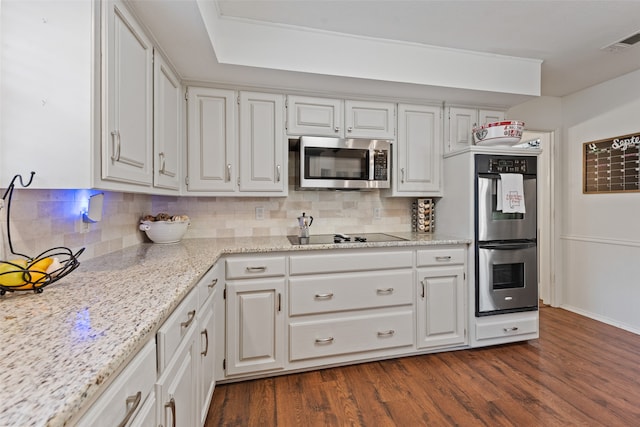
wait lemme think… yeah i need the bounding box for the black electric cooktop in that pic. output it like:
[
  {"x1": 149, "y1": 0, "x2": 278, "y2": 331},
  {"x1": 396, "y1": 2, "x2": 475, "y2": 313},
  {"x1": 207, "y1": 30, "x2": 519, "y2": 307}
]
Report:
[{"x1": 287, "y1": 233, "x2": 408, "y2": 245}]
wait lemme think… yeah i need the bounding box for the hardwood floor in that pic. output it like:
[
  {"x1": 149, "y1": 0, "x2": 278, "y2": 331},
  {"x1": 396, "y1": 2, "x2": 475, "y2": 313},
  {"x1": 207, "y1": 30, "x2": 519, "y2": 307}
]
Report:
[{"x1": 206, "y1": 306, "x2": 640, "y2": 426}]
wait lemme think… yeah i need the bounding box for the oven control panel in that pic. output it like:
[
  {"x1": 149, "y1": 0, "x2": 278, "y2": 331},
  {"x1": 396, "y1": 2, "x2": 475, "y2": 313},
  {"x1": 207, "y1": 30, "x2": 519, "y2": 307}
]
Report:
[{"x1": 476, "y1": 155, "x2": 537, "y2": 175}]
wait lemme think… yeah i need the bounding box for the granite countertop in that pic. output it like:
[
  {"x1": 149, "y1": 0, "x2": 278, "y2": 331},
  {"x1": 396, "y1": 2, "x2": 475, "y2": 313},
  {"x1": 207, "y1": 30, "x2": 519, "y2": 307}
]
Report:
[{"x1": 0, "y1": 233, "x2": 469, "y2": 427}]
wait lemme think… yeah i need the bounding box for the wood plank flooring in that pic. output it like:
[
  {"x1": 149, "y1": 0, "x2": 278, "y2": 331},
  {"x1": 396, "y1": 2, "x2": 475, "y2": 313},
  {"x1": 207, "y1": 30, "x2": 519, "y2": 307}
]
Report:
[{"x1": 206, "y1": 306, "x2": 640, "y2": 426}]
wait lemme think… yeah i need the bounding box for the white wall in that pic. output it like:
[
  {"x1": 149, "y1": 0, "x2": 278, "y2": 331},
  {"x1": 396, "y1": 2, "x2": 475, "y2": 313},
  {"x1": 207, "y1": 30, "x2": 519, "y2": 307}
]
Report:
[{"x1": 510, "y1": 71, "x2": 640, "y2": 334}]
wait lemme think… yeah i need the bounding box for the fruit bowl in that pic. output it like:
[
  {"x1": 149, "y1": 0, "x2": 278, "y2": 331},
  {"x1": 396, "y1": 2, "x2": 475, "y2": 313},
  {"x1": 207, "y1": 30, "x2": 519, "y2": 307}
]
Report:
[
  {"x1": 473, "y1": 120, "x2": 525, "y2": 146},
  {"x1": 139, "y1": 215, "x2": 190, "y2": 244},
  {"x1": 0, "y1": 247, "x2": 84, "y2": 294}
]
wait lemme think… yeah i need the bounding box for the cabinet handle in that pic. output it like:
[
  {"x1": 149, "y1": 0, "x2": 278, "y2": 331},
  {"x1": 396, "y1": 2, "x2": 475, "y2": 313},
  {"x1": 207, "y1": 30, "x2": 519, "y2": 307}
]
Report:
[
  {"x1": 347, "y1": 126, "x2": 353, "y2": 133},
  {"x1": 110, "y1": 130, "x2": 121, "y2": 162},
  {"x1": 315, "y1": 337, "x2": 334, "y2": 344},
  {"x1": 503, "y1": 327, "x2": 519, "y2": 333},
  {"x1": 314, "y1": 292, "x2": 334, "y2": 300},
  {"x1": 435, "y1": 256, "x2": 452, "y2": 262},
  {"x1": 116, "y1": 391, "x2": 141, "y2": 427},
  {"x1": 420, "y1": 280, "x2": 426, "y2": 299},
  {"x1": 201, "y1": 328, "x2": 209, "y2": 357},
  {"x1": 376, "y1": 288, "x2": 394, "y2": 295},
  {"x1": 226, "y1": 164, "x2": 232, "y2": 182},
  {"x1": 180, "y1": 310, "x2": 196, "y2": 329},
  {"x1": 159, "y1": 151, "x2": 166, "y2": 174},
  {"x1": 276, "y1": 164, "x2": 281, "y2": 182},
  {"x1": 165, "y1": 397, "x2": 176, "y2": 427},
  {"x1": 277, "y1": 293, "x2": 282, "y2": 312},
  {"x1": 208, "y1": 278, "x2": 218, "y2": 289},
  {"x1": 334, "y1": 126, "x2": 340, "y2": 133},
  {"x1": 246, "y1": 266, "x2": 267, "y2": 273},
  {"x1": 401, "y1": 168, "x2": 405, "y2": 183},
  {"x1": 377, "y1": 330, "x2": 395, "y2": 337}
]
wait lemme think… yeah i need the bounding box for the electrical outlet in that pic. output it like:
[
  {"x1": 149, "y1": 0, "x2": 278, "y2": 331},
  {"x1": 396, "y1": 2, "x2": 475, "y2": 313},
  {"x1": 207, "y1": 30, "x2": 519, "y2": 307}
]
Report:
[
  {"x1": 78, "y1": 213, "x2": 90, "y2": 234},
  {"x1": 255, "y1": 206, "x2": 265, "y2": 220},
  {"x1": 373, "y1": 207, "x2": 381, "y2": 220}
]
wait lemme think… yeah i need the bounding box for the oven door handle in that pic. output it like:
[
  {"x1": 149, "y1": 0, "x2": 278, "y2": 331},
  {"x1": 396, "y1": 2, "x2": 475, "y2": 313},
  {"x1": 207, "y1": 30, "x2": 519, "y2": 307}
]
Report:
[{"x1": 479, "y1": 242, "x2": 536, "y2": 250}]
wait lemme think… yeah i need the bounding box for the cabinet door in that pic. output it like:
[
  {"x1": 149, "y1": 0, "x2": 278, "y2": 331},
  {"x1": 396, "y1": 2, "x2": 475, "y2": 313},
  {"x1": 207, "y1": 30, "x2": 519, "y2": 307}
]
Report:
[
  {"x1": 286, "y1": 95, "x2": 342, "y2": 136},
  {"x1": 239, "y1": 92, "x2": 286, "y2": 193},
  {"x1": 445, "y1": 106, "x2": 477, "y2": 153},
  {"x1": 102, "y1": 0, "x2": 153, "y2": 186},
  {"x1": 417, "y1": 266, "x2": 466, "y2": 349},
  {"x1": 186, "y1": 87, "x2": 237, "y2": 192},
  {"x1": 198, "y1": 295, "x2": 216, "y2": 427},
  {"x1": 478, "y1": 109, "x2": 505, "y2": 126},
  {"x1": 157, "y1": 326, "x2": 198, "y2": 427},
  {"x1": 345, "y1": 100, "x2": 395, "y2": 139},
  {"x1": 393, "y1": 104, "x2": 441, "y2": 195},
  {"x1": 226, "y1": 279, "x2": 285, "y2": 376},
  {"x1": 153, "y1": 51, "x2": 181, "y2": 190}
]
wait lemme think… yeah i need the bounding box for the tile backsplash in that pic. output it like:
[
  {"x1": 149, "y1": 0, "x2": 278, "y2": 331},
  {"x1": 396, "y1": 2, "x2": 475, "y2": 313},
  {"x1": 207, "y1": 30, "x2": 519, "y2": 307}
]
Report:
[{"x1": 1, "y1": 187, "x2": 413, "y2": 261}]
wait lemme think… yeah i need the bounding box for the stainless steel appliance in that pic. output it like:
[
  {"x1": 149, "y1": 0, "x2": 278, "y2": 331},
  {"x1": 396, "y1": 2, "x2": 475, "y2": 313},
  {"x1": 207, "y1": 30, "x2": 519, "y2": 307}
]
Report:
[
  {"x1": 475, "y1": 154, "x2": 538, "y2": 316},
  {"x1": 295, "y1": 136, "x2": 391, "y2": 190},
  {"x1": 287, "y1": 233, "x2": 407, "y2": 245}
]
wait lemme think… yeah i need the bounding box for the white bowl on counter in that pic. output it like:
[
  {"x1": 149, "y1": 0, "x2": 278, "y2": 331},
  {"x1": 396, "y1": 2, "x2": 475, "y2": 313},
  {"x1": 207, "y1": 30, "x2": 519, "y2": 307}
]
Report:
[
  {"x1": 473, "y1": 120, "x2": 525, "y2": 146},
  {"x1": 139, "y1": 220, "x2": 189, "y2": 244}
]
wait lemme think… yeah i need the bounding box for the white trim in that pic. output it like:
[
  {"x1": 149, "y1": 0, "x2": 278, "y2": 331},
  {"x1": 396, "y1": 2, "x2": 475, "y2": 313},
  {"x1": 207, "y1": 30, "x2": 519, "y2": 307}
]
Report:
[
  {"x1": 560, "y1": 304, "x2": 640, "y2": 336},
  {"x1": 560, "y1": 234, "x2": 640, "y2": 248}
]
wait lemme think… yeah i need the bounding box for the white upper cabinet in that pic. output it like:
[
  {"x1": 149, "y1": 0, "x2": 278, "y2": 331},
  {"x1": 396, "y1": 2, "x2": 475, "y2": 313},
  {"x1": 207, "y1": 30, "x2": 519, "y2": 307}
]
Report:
[
  {"x1": 102, "y1": 0, "x2": 154, "y2": 186},
  {"x1": 238, "y1": 92, "x2": 286, "y2": 193},
  {"x1": 286, "y1": 96, "x2": 395, "y2": 139},
  {"x1": 444, "y1": 106, "x2": 505, "y2": 153},
  {"x1": 186, "y1": 88, "x2": 287, "y2": 196},
  {"x1": 388, "y1": 104, "x2": 442, "y2": 196},
  {"x1": 345, "y1": 100, "x2": 395, "y2": 139},
  {"x1": 286, "y1": 95, "x2": 343, "y2": 136},
  {"x1": 186, "y1": 87, "x2": 237, "y2": 193},
  {"x1": 153, "y1": 51, "x2": 181, "y2": 191}
]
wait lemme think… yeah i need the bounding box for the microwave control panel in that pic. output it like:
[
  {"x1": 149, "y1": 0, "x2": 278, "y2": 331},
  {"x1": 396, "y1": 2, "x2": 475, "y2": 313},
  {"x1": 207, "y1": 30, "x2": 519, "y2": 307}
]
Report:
[{"x1": 373, "y1": 150, "x2": 388, "y2": 180}]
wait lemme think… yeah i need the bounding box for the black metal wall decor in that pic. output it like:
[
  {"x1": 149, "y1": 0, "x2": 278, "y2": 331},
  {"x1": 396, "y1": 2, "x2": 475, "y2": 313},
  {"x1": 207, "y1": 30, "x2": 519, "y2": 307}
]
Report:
[{"x1": 583, "y1": 131, "x2": 640, "y2": 194}]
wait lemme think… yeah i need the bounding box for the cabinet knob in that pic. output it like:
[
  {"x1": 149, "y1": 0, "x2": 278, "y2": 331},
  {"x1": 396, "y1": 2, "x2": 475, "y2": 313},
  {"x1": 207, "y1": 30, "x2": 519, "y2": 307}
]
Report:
[
  {"x1": 347, "y1": 126, "x2": 353, "y2": 133},
  {"x1": 334, "y1": 126, "x2": 340, "y2": 133}
]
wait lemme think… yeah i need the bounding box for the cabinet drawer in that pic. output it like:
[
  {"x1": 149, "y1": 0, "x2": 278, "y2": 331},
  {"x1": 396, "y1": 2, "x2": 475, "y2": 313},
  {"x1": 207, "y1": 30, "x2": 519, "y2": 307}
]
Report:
[
  {"x1": 289, "y1": 310, "x2": 413, "y2": 361},
  {"x1": 197, "y1": 262, "x2": 221, "y2": 309},
  {"x1": 290, "y1": 250, "x2": 412, "y2": 275},
  {"x1": 476, "y1": 315, "x2": 538, "y2": 340},
  {"x1": 417, "y1": 247, "x2": 465, "y2": 267},
  {"x1": 289, "y1": 270, "x2": 413, "y2": 316},
  {"x1": 226, "y1": 256, "x2": 286, "y2": 279},
  {"x1": 157, "y1": 290, "x2": 198, "y2": 372},
  {"x1": 77, "y1": 339, "x2": 156, "y2": 427}
]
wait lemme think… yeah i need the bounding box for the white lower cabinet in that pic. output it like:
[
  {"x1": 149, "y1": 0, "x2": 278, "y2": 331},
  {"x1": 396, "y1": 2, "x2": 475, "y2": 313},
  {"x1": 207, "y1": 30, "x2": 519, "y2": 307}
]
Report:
[
  {"x1": 156, "y1": 325, "x2": 198, "y2": 427},
  {"x1": 77, "y1": 339, "x2": 156, "y2": 427},
  {"x1": 416, "y1": 247, "x2": 467, "y2": 349},
  {"x1": 225, "y1": 277, "x2": 286, "y2": 376}
]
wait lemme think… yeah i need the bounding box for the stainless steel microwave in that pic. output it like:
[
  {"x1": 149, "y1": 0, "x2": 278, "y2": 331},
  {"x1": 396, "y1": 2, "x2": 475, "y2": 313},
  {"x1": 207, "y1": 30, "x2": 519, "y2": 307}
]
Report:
[{"x1": 296, "y1": 136, "x2": 391, "y2": 190}]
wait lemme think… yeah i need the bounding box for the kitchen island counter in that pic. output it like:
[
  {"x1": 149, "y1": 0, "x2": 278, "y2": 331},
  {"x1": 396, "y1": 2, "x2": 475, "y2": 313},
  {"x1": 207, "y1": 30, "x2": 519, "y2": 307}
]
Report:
[{"x1": 0, "y1": 234, "x2": 468, "y2": 427}]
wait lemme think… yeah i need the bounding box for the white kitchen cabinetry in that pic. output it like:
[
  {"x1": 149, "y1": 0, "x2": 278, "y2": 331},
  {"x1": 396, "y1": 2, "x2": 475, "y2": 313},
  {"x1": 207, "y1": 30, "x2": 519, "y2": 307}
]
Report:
[
  {"x1": 416, "y1": 247, "x2": 467, "y2": 349},
  {"x1": 389, "y1": 103, "x2": 442, "y2": 196},
  {"x1": 238, "y1": 91, "x2": 286, "y2": 193},
  {"x1": 186, "y1": 88, "x2": 287, "y2": 196},
  {"x1": 196, "y1": 264, "x2": 221, "y2": 427},
  {"x1": 288, "y1": 250, "x2": 414, "y2": 362},
  {"x1": 76, "y1": 339, "x2": 156, "y2": 427},
  {"x1": 153, "y1": 50, "x2": 181, "y2": 191},
  {"x1": 156, "y1": 290, "x2": 199, "y2": 427},
  {"x1": 102, "y1": 0, "x2": 154, "y2": 186},
  {"x1": 186, "y1": 87, "x2": 237, "y2": 192},
  {"x1": 224, "y1": 256, "x2": 286, "y2": 376},
  {"x1": 286, "y1": 96, "x2": 395, "y2": 139},
  {"x1": 344, "y1": 100, "x2": 396, "y2": 139},
  {"x1": 444, "y1": 106, "x2": 505, "y2": 153}
]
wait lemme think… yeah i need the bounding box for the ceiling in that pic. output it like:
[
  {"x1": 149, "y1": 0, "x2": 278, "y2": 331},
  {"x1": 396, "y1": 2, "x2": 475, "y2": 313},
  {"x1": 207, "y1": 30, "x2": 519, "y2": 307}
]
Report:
[{"x1": 129, "y1": 0, "x2": 640, "y2": 106}]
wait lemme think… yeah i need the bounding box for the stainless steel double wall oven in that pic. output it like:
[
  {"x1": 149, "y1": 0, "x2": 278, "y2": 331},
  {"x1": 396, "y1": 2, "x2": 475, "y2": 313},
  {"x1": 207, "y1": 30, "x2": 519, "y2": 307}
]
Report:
[{"x1": 475, "y1": 154, "x2": 538, "y2": 316}]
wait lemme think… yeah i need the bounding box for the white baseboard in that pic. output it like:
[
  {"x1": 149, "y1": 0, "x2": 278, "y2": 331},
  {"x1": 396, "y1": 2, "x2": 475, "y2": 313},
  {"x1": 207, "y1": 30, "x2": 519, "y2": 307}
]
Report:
[{"x1": 559, "y1": 304, "x2": 640, "y2": 336}]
